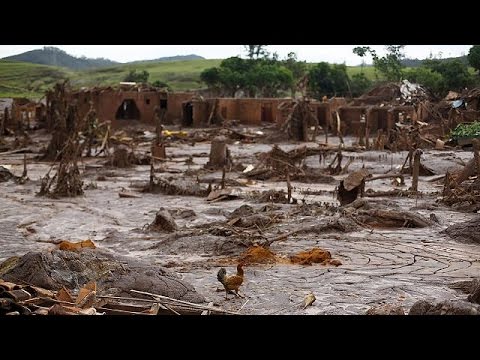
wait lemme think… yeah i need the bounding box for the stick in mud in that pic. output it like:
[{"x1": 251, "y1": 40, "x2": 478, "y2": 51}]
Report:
[{"x1": 411, "y1": 149, "x2": 421, "y2": 192}]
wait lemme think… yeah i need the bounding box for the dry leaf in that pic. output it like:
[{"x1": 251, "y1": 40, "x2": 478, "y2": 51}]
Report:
[
  {"x1": 56, "y1": 287, "x2": 74, "y2": 303},
  {"x1": 76, "y1": 288, "x2": 96, "y2": 309}
]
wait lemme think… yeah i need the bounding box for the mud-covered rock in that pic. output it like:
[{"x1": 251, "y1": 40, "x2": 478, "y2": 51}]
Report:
[
  {"x1": 229, "y1": 204, "x2": 255, "y2": 219},
  {"x1": 0, "y1": 249, "x2": 205, "y2": 303},
  {"x1": 366, "y1": 304, "x2": 406, "y2": 315},
  {"x1": 442, "y1": 217, "x2": 480, "y2": 244},
  {"x1": 409, "y1": 299, "x2": 480, "y2": 315},
  {"x1": 148, "y1": 208, "x2": 178, "y2": 232},
  {"x1": 468, "y1": 283, "x2": 480, "y2": 305},
  {"x1": 0, "y1": 166, "x2": 14, "y2": 182}
]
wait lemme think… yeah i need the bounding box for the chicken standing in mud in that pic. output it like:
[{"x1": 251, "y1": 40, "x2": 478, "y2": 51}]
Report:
[{"x1": 217, "y1": 263, "x2": 245, "y2": 300}]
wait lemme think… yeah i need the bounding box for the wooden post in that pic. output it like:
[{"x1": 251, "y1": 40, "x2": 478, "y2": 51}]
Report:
[
  {"x1": 411, "y1": 149, "x2": 421, "y2": 192},
  {"x1": 364, "y1": 114, "x2": 370, "y2": 150},
  {"x1": 221, "y1": 166, "x2": 226, "y2": 189},
  {"x1": 472, "y1": 139, "x2": 480, "y2": 176},
  {"x1": 286, "y1": 169, "x2": 292, "y2": 203},
  {"x1": 149, "y1": 157, "x2": 155, "y2": 192},
  {"x1": 22, "y1": 153, "x2": 27, "y2": 178},
  {"x1": 335, "y1": 111, "x2": 344, "y2": 145}
]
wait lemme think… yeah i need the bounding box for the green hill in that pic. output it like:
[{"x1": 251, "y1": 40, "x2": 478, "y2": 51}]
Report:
[
  {"x1": 0, "y1": 58, "x2": 222, "y2": 99},
  {"x1": 0, "y1": 60, "x2": 73, "y2": 98},
  {"x1": 3, "y1": 47, "x2": 119, "y2": 71}
]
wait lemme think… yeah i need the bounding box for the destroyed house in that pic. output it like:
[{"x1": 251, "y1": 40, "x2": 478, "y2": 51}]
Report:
[{"x1": 64, "y1": 85, "x2": 169, "y2": 128}]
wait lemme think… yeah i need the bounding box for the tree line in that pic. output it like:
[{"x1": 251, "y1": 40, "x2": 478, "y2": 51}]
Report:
[
  {"x1": 198, "y1": 45, "x2": 480, "y2": 100},
  {"x1": 123, "y1": 45, "x2": 480, "y2": 100}
]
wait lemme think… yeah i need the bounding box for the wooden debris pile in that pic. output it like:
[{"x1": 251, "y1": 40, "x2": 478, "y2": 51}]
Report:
[
  {"x1": 441, "y1": 139, "x2": 480, "y2": 211},
  {"x1": 279, "y1": 99, "x2": 319, "y2": 141},
  {"x1": 0, "y1": 279, "x2": 234, "y2": 315},
  {"x1": 38, "y1": 136, "x2": 84, "y2": 197}
]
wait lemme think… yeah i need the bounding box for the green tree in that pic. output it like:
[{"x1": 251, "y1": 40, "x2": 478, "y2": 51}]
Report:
[
  {"x1": 308, "y1": 62, "x2": 350, "y2": 99},
  {"x1": 244, "y1": 45, "x2": 268, "y2": 59},
  {"x1": 350, "y1": 73, "x2": 372, "y2": 97},
  {"x1": 248, "y1": 62, "x2": 293, "y2": 97},
  {"x1": 151, "y1": 80, "x2": 171, "y2": 91},
  {"x1": 354, "y1": 45, "x2": 405, "y2": 81},
  {"x1": 282, "y1": 52, "x2": 307, "y2": 96},
  {"x1": 200, "y1": 67, "x2": 221, "y2": 88},
  {"x1": 404, "y1": 67, "x2": 443, "y2": 96},
  {"x1": 200, "y1": 55, "x2": 293, "y2": 97},
  {"x1": 352, "y1": 46, "x2": 370, "y2": 74},
  {"x1": 123, "y1": 69, "x2": 149, "y2": 83},
  {"x1": 468, "y1": 45, "x2": 480, "y2": 74},
  {"x1": 423, "y1": 59, "x2": 473, "y2": 94},
  {"x1": 373, "y1": 45, "x2": 405, "y2": 81}
]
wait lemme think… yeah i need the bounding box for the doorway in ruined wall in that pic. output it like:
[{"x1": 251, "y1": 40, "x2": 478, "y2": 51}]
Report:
[
  {"x1": 182, "y1": 101, "x2": 193, "y2": 127},
  {"x1": 317, "y1": 106, "x2": 329, "y2": 131},
  {"x1": 376, "y1": 109, "x2": 389, "y2": 131},
  {"x1": 115, "y1": 99, "x2": 140, "y2": 120},
  {"x1": 261, "y1": 103, "x2": 273, "y2": 123}
]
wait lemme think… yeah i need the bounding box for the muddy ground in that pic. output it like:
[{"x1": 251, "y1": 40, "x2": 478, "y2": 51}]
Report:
[{"x1": 1, "y1": 126, "x2": 479, "y2": 314}]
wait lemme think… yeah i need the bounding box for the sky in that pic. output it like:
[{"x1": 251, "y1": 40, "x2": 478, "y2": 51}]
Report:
[{"x1": 0, "y1": 45, "x2": 472, "y2": 65}]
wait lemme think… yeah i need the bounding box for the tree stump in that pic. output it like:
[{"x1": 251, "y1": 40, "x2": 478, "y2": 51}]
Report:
[
  {"x1": 151, "y1": 144, "x2": 166, "y2": 159},
  {"x1": 112, "y1": 145, "x2": 131, "y2": 168},
  {"x1": 206, "y1": 136, "x2": 228, "y2": 169}
]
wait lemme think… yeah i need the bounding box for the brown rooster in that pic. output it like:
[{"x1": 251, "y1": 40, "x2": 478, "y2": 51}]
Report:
[{"x1": 217, "y1": 263, "x2": 245, "y2": 300}]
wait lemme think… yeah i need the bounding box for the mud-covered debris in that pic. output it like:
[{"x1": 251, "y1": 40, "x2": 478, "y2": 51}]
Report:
[
  {"x1": 168, "y1": 208, "x2": 196, "y2": 219},
  {"x1": 207, "y1": 188, "x2": 240, "y2": 202},
  {"x1": 147, "y1": 208, "x2": 178, "y2": 232},
  {"x1": 468, "y1": 282, "x2": 480, "y2": 305},
  {"x1": 0, "y1": 166, "x2": 14, "y2": 182},
  {"x1": 119, "y1": 191, "x2": 141, "y2": 198},
  {"x1": 228, "y1": 214, "x2": 272, "y2": 228},
  {"x1": 345, "y1": 198, "x2": 371, "y2": 210},
  {"x1": 238, "y1": 245, "x2": 276, "y2": 265},
  {"x1": 229, "y1": 204, "x2": 255, "y2": 219},
  {"x1": 254, "y1": 189, "x2": 297, "y2": 204},
  {"x1": 366, "y1": 304, "x2": 405, "y2": 315},
  {"x1": 442, "y1": 217, "x2": 480, "y2": 244},
  {"x1": 111, "y1": 144, "x2": 137, "y2": 168},
  {"x1": 0, "y1": 249, "x2": 205, "y2": 303},
  {"x1": 355, "y1": 209, "x2": 432, "y2": 228},
  {"x1": 409, "y1": 299, "x2": 480, "y2": 315},
  {"x1": 449, "y1": 279, "x2": 480, "y2": 294},
  {"x1": 144, "y1": 177, "x2": 208, "y2": 197}
]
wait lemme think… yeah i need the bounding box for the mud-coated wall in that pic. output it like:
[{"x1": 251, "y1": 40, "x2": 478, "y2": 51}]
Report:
[
  {"x1": 166, "y1": 93, "x2": 195, "y2": 123},
  {"x1": 70, "y1": 90, "x2": 167, "y2": 128},
  {"x1": 338, "y1": 106, "x2": 367, "y2": 136}
]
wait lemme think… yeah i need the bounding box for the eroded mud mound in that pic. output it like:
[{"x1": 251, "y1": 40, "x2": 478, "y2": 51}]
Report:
[
  {"x1": 290, "y1": 248, "x2": 342, "y2": 266},
  {"x1": 0, "y1": 249, "x2": 205, "y2": 303},
  {"x1": 239, "y1": 245, "x2": 276, "y2": 265},
  {"x1": 442, "y1": 217, "x2": 480, "y2": 244}
]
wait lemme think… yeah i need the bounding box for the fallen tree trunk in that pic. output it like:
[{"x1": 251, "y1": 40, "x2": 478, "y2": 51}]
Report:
[{"x1": 355, "y1": 209, "x2": 432, "y2": 228}]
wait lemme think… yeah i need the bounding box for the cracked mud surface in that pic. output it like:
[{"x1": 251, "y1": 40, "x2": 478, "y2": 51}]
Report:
[{"x1": 1, "y1": 130, "x2": 479, "y2": 314}]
